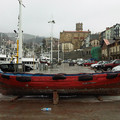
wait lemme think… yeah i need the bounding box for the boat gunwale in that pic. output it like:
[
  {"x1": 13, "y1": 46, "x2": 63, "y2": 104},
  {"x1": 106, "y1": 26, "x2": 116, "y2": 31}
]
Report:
[{"x1": 0, "y1": 71, "x2": 120, "y2": 77}]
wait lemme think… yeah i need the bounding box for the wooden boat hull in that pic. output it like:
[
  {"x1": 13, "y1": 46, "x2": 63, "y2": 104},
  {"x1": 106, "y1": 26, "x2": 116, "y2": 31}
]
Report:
[{"x1": 0, "y1": 72, "x2": 120, "y2": 95}]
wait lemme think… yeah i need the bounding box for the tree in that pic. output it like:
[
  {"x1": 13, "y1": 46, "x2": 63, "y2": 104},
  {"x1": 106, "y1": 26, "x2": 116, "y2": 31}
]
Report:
[
  {"x1": 42, "y1": 38, "x2": 47, "y2": 52},
  {"x1": 91, "y1": 46, "x2": 102, "y2": 61}
]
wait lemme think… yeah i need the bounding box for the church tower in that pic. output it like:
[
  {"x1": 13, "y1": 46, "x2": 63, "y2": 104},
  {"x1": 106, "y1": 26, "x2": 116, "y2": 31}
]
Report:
[{"x1": 76, "y1": 23, "x2": 83, "y2": 31}]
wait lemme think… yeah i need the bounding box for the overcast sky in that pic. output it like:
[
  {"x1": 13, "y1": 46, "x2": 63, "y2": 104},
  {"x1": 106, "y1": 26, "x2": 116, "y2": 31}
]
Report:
[{"x1": 0, "y1": 0, "x2": 120, "y2": 38}]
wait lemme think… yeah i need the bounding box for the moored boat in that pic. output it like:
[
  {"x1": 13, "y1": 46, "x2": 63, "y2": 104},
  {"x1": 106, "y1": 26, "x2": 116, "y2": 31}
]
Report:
[{"x1": 0, "y1": 71, "x2": 120, "y2": 95}]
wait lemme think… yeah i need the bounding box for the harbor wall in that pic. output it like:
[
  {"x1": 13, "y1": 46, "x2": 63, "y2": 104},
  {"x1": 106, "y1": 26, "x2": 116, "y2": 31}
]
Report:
[{"x1": 53, "y1": 51, "x2": 91, "y2": 60}]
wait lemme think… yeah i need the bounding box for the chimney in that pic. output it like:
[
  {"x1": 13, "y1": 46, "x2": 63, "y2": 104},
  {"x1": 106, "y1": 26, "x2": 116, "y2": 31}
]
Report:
[{"x1": 106, "y1": 27, "x2": 109, "y2": 30}]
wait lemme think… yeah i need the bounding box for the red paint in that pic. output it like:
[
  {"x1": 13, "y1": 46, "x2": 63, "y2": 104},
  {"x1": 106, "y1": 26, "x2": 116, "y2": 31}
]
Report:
[
  {"x1": 84, "y1": 61, "x2": 98, "y2": 66},
  {"x1": 0, "y1": 72, "x2": 120, "y2": 95}
]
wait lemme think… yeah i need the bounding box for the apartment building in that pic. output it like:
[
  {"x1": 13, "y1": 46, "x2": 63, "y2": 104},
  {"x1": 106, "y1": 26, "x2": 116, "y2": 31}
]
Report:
[{"x1": 101, "y1": 23, "x2": 120, "y2": 60}]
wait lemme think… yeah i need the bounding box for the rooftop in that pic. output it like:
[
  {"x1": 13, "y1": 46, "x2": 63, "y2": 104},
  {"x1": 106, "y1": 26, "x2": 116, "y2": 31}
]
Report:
[{"x1": 62, "y1": 31, "x2": 90, "y2": 33}]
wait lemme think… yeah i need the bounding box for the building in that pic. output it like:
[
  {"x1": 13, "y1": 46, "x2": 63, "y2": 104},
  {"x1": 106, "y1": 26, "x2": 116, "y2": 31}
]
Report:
[
  {"x1": 100, "y1": 23, "x2": 120, "y2": 60},
  {"x1": 109, "y1": 40, "x2": 120, "y2": 59},
  {"x1": 101, "y1": 39, "x2": 120, "y2": 60},
  {"x1": 44, "y1": 37, "x2": 59, "y2": 53},
  {"x1": 60, "y1": 23, "x2": 91, "y2": 52},
  {"x1": 113, "y1": 23, "x2": 120, "y2": 40},
  {"x1": 105, "y1": 27, "x2": 112, "y2": 40},
  {"x1": 61, "y1": 42, "x2": 74, "y2": 52},
  {"x1": 90, "y1": 33, "x2": 100, "y2": 47},
  {"x1": 84, "y1": 34, "x2": 90, "y2": 48}
]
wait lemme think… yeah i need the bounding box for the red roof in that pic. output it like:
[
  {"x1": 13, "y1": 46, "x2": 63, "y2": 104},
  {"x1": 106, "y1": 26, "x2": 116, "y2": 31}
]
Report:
[
  {"x1": 63, "y1": 31, "x2": 90, "y2": 33},
  {"x1": 103, "y1": 39, "x2": 110, "y2": 45}
]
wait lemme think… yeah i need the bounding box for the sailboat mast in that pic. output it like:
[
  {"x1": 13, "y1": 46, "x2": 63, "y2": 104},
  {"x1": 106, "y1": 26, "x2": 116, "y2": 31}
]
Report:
[{"x1": 18, "y1": 0, "x2": 23, "y2": 64}]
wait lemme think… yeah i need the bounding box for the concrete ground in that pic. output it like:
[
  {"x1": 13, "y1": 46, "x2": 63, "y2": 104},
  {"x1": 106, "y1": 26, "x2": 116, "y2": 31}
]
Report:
[
  {"x1": 31, "y1": 63, "x2": 95, "y2": 74},
  {"x1": 0, "y1": 95, "x2": 120, "y2": 120},
  {"x1": 0, "y1": 63, "x2": 120, "y2": 120}
]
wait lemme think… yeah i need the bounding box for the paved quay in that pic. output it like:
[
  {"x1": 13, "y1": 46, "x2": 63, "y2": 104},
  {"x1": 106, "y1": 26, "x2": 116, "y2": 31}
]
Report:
[
  {"x1": 31, "y1": 63, "x2": 95, "y2": 74},
  {"x1": 0, "y1": 95, "x2": 120, "y2": 120},
  {"x1": 0, "y1": 63, "x2": 120, "y2": 120}
]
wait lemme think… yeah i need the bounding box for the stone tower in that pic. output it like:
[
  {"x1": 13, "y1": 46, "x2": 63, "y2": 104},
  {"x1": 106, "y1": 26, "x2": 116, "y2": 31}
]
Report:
[{"x1": 76, "y1": 23, "x2": 83, "y2": 31}]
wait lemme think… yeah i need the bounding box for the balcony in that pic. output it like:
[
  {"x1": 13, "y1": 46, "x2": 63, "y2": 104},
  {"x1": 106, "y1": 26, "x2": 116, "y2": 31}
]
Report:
[
  {"x1": 117, "y1": 51, "x2": 120, "y2": 55},
  {"x1": 110, "y1": 51, "x2": 120, "y2": 56},
  {"x1": 110, "y1": 52, "x2": 116, "y2": 56}
]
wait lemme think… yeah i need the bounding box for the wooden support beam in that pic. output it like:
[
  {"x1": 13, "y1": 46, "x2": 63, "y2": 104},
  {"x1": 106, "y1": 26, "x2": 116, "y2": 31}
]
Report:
[
  {"x1": 53, "y1": 90, "x2": 59, "y2": 105},
  {"x1": 10, "y1": 96, "x2": 23, "y2": 102},
  {"x1": 95, "y1": 95, "x2": 103, "y2": 101}
]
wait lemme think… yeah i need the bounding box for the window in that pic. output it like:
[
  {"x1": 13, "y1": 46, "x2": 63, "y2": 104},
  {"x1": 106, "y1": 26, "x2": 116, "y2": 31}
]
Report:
[{"x1": 115, "y1": 60, "x2": 120, "y2": 63}]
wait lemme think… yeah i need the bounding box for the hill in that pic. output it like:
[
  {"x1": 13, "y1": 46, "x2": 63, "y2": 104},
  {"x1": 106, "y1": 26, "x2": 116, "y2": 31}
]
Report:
[{"x1": 6, "y1": 33, "x2": 45, "y2": 43}]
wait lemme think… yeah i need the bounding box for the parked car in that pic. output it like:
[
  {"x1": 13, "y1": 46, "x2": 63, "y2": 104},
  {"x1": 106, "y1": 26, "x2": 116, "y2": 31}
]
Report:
[
  {"x1": 112, "y1": 65, "x2": 120, "y2": 72},
  {"x1": 93, "y1": 61, "x2": 110, "y2": 72},
  {"x1": 72, "y1": 60, "x2": 77, "y2": 64},
  {"x1": 69, "y1": 60, "x2": 75, "y2": 66},
  {"x1": 101, "y1": 59, "x2": 120, "y2": 72},
  {"x1": 83, "y1": 61, "x2": 98, "y2": 66},
  {"x1": 77, "y1": 60, "x2": 84, "y2": 66},
  {"x1": 0, "y1": 63, "x2": 33, "y2": 72},
  {"x1": 62, "y1": 60, "x2": 68, "y2": 63},
  {"x1": 91, "y1": 61, "x2": 103, "y2": 69}
]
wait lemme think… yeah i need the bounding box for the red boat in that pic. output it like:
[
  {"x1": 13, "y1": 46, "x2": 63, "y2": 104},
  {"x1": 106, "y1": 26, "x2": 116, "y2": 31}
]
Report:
[{"x1": 0, "y1": 71, "x2": 120, "y2": 95}]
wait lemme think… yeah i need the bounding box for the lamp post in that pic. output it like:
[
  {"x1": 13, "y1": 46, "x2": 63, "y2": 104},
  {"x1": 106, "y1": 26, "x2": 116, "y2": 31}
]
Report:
[
  {"x1": 63, "y1": 43, "x2": 64, "y2": 62},
  {"x1": 58, "y1": 39, "x2": 59, "y2": 63},
  {"x1": 48, "y1": 20, "x2": 55, "y2": 66}
]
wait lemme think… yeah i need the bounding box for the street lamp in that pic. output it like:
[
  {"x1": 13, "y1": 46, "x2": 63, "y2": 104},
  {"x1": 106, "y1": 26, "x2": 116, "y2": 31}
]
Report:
[
  {"x1": 58, "y1": 39, "x2": 59, "y2": 63},
  {"x1": 48, "y1": 20, "x2": 55, "y2": 66}
]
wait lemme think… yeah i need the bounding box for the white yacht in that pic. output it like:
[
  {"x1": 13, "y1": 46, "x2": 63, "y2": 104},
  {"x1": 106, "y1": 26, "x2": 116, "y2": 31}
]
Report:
[
  {"x1": 22, "y1": 58, "x2": 39, "y2": 70},
  {"x1": 13, "y1": 57, "x2": 39, "y2": 70},
  {"x1": 0, "y1": 54, "x2": 10, "y2": 64}
]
